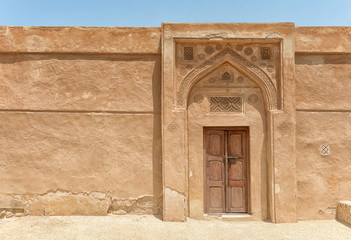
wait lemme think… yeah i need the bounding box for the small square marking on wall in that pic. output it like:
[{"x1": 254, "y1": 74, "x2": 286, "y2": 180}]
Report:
[{"x1": 320, "y1": 145, "x2": 330, "y2": 156}]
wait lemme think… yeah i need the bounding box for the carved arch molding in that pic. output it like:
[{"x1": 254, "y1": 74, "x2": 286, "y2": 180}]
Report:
[{"x1": 175, "y1": 41, "x2": 282, "y2": 111}]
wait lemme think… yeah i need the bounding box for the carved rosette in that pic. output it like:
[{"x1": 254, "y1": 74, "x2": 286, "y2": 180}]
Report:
[{"x1": 175, "y1": 42, "x2": 281, "y2": 110}]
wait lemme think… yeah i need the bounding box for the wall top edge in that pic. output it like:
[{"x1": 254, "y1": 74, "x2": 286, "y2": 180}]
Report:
[{"x1": 0, "y1": 26, "x2": 162, "y2": 53}]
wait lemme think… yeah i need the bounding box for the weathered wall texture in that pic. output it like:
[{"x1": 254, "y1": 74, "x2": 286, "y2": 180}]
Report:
[
  {"x1": 0, "y1": 27, "x2": 162, "y2": 217},
  {"x1": 295, "y1": 27, "x2": 351, "y2": 220},
  {"x1": 1, "y1": 25, "x2": 351, "y2": 222}
]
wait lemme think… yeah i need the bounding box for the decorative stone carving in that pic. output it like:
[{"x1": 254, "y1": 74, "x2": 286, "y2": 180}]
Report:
[
  {"x1": 186, "y1": 64, "x2": 193, "y2": 70},
  {"x1": 208, "y1": 78, "x2": 216, "y2": 83},
  {"x1": 244, "y1": 47, "x2": 253, "y2": 56},
  {"x1": 198, "y1": 53, "x2": 205, "y2": 60},
  {"x1": 204, "y1": 46, "x2": 214, "y2": 55},
  {"x1": 320, "y1": 145, "x2": 330, "y2": 156},
  {"x1": 210, "y1": 97, "x2": 242, "y2": 112},
  {"x1": 248, "y1": 94, "x2": 258, "y2": 104},
  {"x1": 278, "y1": 122, "x2": 292, "y2": 136},
  {"x1": 266, "y1": 65, "x2": 274, "y2": 73},
  {"x1": 221, "y1": 72, "x2": 232, "y2": 81},
  {"x1": 179, "y1": 68, "x2": 187, "y2": 76},
  {"x1": 236, "y1": 45, "x2": 243, "y2": 51},
  {"x1": 184, "y1": 47, "x2": 194, "y2": 60},
  {"x1": 250, "y1": 56, "x2": 257, "y2": 62},
  {"x1": 194, "y1": 94, "x2": 203, "y2": 104},
  {"x1": 260, "y1": 47, "x2": 271, "y2": 60},
  {"x1": 167, "y1": 121, "x2": 179, "y2": 132},
  {"x1": 176, "y1": 47, "x2": 278, "y2": 110}
]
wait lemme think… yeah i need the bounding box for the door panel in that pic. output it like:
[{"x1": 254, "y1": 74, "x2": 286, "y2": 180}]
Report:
[
  {"x1": 227, "y1": 130, "x2": 247, "y2": 212},
  {"x1": 229, "y1": 161, "x2": 243, "y2": 180},
  {"x1": 205, "y1": 130, "x2": 225, "y2": 213},
  {"x1": 209, "y1": 187, "x2": 223, "y2": 208},
  {"x1": 229, "y1": 134, "x2": 242, "y2": 156},
  {"x1": 230, "y1": 186, "x2": 244, "y2": 209},
  {"x1": 209, "y1": 161, "x2": 223, "y2": 181},
  {"x1": 205, "y1": 128, "x2": 249, "y2": 214}
]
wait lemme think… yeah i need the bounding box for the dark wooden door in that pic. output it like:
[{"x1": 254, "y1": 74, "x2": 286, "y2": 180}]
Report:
[{"x1": 205, "y1": 128, "x2": 249, "y2": 214}]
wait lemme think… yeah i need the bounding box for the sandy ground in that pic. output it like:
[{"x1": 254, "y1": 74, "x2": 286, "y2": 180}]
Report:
[{"x1": 0, "y1": 215, "x2": 351, "y2": 240}]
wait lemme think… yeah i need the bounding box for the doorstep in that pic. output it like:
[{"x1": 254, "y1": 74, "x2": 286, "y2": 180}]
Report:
[{"x1": 203, "y1": 213, "x2": 257, "y2": 221}]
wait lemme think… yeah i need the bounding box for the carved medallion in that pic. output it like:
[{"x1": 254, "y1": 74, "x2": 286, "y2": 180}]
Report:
[
  {"x1": 236, "y1": 45, "x2": 243, "y2": 51},
  {"x1": 194, "y1": 94, "x2": 204, "y2": 104},
  {"x1": 244, "y1": 47, "x2": 253, "y2": 56},
  {"x1": 204, "y1": 45, "x2": 214, "y2": 55},
  {"x1": 198, "y1": 53, "x2": 205, "y2": 60},
  {"x1": 248, "y1": 94, "x2": 258, "y2": 104}
]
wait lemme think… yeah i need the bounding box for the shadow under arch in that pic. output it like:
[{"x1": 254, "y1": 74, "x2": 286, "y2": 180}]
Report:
[{"x1": 176, "y1": 48, "x2": 280, "y2": 111}]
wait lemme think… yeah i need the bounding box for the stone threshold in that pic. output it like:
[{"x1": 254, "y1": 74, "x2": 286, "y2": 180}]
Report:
[{"x1": 203, "y1": 213, "x2": 258, "y2": 221}]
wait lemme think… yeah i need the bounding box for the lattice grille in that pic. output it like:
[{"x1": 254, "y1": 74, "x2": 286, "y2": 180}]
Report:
[
  {"x1": 184, "y1": 47, "x2": 194, "y2": 60},
  {"x1": 210, "y1": 97, "x2": 242, "y2": 112},
  {"x1": 260, "y1": 47, "x2": 271, "y2": 60}
]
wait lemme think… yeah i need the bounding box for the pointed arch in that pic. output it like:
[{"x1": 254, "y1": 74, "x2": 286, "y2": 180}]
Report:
[{"x1": 176, "y1": 48, "x2": 280, "y2": 111}]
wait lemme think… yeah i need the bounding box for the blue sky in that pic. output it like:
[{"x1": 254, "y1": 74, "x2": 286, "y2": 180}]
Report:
[{"x1": 0, "y1": 0, "x2": 350, "y2": 27}]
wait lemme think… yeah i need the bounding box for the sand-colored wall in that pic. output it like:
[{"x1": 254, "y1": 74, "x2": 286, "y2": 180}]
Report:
[
  {"x1": 0, "y1": 27, "x2": 162, "y2": 216},
  {"x1": 1, "y1": 25, "x2": 351, "y2": 221},
  {"x1": 295, "y1": 27, "x2": 351, "y2": 220}
]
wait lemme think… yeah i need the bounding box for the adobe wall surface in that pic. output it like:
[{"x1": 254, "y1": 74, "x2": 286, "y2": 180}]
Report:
[
  {"x1": 0, "y1": 27, "x2": 163, "y2": 216},
  {"x1": 0, "y1": 25, "x2": 351, "y2": 222},
  {"x1": 295, "y1": 27, "x2": 351, "y2": 220}
]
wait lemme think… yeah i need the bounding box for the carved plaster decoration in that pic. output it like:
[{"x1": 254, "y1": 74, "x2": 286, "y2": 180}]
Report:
[
  {"x1": 198, "y1": 53, "x2": 205, "y2": 60},
  {"x1": 236, "y1": 45, "x2": 243, "y2": 51},
  {"x1": 210, "y1": 97, "x2": 242, "y2": 112},
  {"x1": 278, "y1": 122, "x2": 293, "y2": 136},
  {"x1": 204, "y1": 45, "x2": 214, "y2": 55},
  {"x1": 215, "y1": 44, "x2": 222, "y2": 50},
  {"x1": 237, "y1": 76, "x2": 244, "y2": 83},
  {"x1": 167, "y1": 121, "x2": 179, "y2": 132},
  {"x1": 176, "y1": 47, "x2": 279, "y2": 110},
  {"x1": 320, "y1": 145, "x2": 330, "y2": 156},
  {"x1": 260, "y1": 47, "x2": 271, "y2": 60},
  {"x1": 194, "y1": 94, "x2": 204, "y2": 104},
  {"x1": 244, "y1": 47, "x2": 253, "y2": 56},
  {"x1": 183, "y1": 47, "x2": 194, "y2": 61},
  {"x1": 248, "y1": 94, "x2": 259, "y2": 104}
]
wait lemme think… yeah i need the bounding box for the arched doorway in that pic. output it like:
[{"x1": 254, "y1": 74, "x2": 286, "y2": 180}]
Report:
[
  {"x1": 187, "y1": 62, "x2": 267, "y2": 220},
  {"x1": 161, "y1": 23, "x2": 297, "y2": 223}
]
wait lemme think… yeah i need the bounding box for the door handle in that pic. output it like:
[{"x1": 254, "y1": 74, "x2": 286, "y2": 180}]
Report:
[{"x1": 227, "y1": 155, "x2": 239, "y2": 164}]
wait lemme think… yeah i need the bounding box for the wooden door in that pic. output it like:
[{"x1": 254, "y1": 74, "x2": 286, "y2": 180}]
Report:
[
  {"x1": 205, "y1": 130, "x2": 226, "y2": 213},
  {"x1": 205, "y1": 128, "x2": 249, "y2": 214},
  {"x1": 226, "y1": 130, "x2": 248, "y2": 212}
]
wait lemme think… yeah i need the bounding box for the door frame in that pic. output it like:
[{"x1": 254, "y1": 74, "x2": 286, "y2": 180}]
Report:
[{"x1": 203, "y1": 126, "x2": 250, "y2": 214}]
